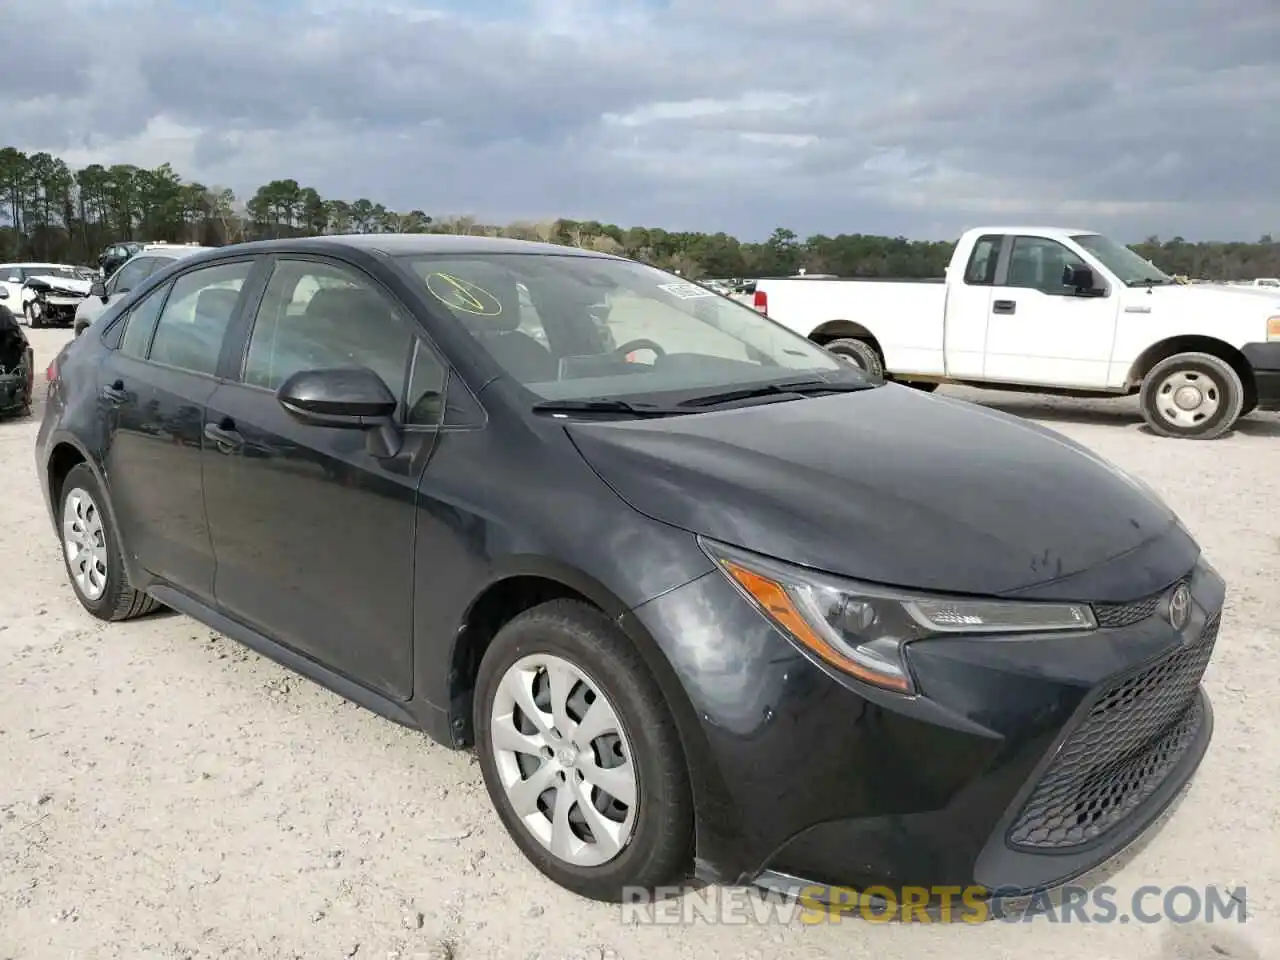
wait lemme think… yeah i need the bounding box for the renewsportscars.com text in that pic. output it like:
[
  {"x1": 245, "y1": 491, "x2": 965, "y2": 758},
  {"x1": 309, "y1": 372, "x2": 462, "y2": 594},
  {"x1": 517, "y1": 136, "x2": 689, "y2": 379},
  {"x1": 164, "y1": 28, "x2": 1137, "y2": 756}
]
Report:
[{"x1": 620, "y1": 883, "x2": 1248, "y2": 925}]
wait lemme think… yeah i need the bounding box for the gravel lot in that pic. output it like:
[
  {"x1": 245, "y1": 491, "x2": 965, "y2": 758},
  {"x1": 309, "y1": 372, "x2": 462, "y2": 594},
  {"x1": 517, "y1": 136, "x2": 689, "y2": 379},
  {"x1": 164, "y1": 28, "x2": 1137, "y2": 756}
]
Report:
[{"x1": 2, "y1": 327, "x2": 1277, "y2": 960}]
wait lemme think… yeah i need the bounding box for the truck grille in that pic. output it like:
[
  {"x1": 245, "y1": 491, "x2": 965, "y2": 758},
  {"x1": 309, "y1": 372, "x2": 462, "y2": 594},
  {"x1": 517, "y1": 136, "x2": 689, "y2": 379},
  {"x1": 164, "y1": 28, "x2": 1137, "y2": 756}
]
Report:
[{"x1": 1007, "y1": 613, "x2": 1218, "y2": 850}]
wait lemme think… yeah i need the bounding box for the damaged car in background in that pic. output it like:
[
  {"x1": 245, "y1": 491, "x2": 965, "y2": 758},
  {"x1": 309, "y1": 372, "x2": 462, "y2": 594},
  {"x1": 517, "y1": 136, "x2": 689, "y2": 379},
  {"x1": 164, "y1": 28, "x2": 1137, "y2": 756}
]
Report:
[
  {"x1": 0, "y1": 263, "x2": 92, "y2": 328},
  {"x1": 0, "y1": 304, "x2": 34, "y2": 417},
  {"x1": 21, "y1": 266, "x2": 92, "y2": 328}
]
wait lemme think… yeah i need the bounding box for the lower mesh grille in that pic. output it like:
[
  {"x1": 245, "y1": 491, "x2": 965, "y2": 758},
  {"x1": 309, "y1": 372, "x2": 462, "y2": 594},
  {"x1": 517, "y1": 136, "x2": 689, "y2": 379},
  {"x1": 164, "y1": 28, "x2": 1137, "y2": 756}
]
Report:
[{"x1": 1007, "y1": 613, "x2": 1219, "y2": 850}]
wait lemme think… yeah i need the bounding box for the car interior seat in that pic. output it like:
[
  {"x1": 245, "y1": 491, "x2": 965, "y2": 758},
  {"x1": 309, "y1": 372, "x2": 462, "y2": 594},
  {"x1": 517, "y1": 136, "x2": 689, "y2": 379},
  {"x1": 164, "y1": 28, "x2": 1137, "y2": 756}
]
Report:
[
  {"x1": 302, "y1": 286, "x2": 410, "y2": 392},
  {"x1": 438, "y1": 265, "x2": 557, "y2": 383},
  {"x1": 152, "y1": 286, "x2": 240, "y2": 370}
]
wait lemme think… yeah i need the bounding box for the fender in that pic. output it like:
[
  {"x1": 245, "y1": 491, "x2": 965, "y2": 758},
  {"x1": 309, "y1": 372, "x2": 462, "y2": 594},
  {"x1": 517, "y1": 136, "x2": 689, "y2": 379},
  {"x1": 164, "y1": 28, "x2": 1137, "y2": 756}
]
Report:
[{"x1": 475, "y1": 553, "x2": 633, "y2": 619}]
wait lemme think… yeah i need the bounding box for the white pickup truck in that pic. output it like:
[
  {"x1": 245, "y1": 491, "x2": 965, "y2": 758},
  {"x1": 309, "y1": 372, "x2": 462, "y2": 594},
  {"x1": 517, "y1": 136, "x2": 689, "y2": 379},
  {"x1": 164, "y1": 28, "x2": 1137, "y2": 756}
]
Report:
[{"x1": 748, "y1": 226, "x2": 1280, "y2": 439}]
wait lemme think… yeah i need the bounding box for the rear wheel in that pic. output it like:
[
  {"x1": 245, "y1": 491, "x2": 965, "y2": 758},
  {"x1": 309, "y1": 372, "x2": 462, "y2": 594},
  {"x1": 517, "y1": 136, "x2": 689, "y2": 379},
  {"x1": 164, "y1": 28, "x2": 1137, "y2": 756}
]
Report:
[
  {"x1": 59, "y1": 464, "x2": 161, "y2": 621},
  {"x1": 824, "y1": 337, "x2": 884, "y2": 383},
  {"x1": 474, "y1": 600, "x2": 693, "y2": 901},
  {"x1": 1139, "y1": 352, "x2": 1244, "y2": 440}
]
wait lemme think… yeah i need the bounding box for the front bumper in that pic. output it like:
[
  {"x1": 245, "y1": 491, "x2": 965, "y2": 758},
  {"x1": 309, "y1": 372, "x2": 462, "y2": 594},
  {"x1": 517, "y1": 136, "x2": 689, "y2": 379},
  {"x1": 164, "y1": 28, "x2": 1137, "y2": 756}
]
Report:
[
  {"x1": 1242, "y1": 341, "x2": 1280, "y2": 410},
  {"x1": 29, "y1": 297, "x2": 82, "y2": 326},
  {"x1": 629, "y1": 552, "x2": 1224, "y2": 900}
]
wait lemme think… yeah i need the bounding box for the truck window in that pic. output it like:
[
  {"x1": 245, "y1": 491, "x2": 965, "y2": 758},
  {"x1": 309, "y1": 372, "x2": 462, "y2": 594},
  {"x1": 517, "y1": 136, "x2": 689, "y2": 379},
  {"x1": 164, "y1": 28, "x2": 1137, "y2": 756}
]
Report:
[
  {"x1": 964, "y1": 235, "x2": 1003, "y2": 285},
  {"x1": 1006, "y1": 237, "x2": 1087, "y2": 295}
]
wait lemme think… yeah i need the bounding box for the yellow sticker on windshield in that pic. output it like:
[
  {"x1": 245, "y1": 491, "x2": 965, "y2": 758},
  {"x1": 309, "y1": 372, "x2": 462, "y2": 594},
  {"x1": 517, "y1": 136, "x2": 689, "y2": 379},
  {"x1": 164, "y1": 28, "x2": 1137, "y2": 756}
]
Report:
[{"x1": 425, "y1": 272, "x2": 503, "y2": 316}]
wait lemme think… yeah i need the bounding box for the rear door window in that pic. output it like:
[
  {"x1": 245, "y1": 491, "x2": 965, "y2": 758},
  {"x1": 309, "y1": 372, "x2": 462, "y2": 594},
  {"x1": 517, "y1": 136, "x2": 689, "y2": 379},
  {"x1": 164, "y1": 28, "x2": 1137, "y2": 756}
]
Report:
[
  {"x1": 147, "y1": 261, "x2": 253, "y2": 376},
  {"x1": 964, "y1": 235, "x2": 1003, "y2": 285}
]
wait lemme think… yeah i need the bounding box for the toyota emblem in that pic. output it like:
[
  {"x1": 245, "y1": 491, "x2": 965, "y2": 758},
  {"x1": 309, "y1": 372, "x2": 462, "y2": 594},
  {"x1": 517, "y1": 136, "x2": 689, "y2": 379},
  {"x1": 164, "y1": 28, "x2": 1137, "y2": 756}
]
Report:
[{"x1": 1167, "y1": 583, "x2": 1192, "y2": 631}]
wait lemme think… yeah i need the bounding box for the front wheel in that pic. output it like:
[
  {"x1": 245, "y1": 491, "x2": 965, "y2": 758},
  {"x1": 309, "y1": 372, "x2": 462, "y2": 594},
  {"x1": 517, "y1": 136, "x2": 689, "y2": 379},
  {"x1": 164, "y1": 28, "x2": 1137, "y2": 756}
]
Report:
[
  {"x1": 474, "y1": 600, "x2": 693, "y2": 901},
  {"x1": 1139, "y1": 352, "x2": 1244, "y2": 440},
  {"x1": 24, "y1": 302, "x2": 43, "y2": 329}
]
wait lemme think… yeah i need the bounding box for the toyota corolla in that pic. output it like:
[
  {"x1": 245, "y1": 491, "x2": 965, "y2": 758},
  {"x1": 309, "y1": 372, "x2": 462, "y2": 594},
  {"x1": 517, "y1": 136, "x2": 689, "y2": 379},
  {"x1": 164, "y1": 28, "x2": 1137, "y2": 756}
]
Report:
[{"x1": 37, "y1": 235, "x2": 1223, "y2": 903}]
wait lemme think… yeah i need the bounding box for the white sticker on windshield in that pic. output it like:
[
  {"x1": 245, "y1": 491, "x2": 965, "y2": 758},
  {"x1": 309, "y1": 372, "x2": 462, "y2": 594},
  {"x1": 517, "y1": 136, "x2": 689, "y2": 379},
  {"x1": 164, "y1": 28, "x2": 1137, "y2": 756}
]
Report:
[{"x1": 658, "y1": 281, "x2": 716, "y2": 300}]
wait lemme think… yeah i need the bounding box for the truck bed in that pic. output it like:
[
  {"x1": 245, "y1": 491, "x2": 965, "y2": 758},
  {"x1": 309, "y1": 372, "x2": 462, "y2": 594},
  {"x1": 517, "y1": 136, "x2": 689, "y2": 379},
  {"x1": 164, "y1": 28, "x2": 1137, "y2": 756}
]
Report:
[{"x1": 756, "y1": 277, "x2": 948, "y2": 376}]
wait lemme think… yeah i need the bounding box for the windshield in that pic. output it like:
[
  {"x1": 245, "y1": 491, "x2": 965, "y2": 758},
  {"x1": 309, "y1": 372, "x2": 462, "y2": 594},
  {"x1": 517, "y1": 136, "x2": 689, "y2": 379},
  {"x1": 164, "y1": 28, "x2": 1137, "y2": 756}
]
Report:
[
  {"x1": 1071, "y1": 234, "x2": 1172, "y2": 286},
  {"x1": 396, "y1": 253, "x2": 848, "y2": 402}
]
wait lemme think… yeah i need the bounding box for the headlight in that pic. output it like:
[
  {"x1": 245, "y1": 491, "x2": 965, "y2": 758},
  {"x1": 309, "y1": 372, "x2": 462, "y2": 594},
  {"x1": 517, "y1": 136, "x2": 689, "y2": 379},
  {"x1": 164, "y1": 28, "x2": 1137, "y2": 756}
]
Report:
[
  {"x1": 1267, "y1": 316, "x2": 1280, "y2": 341},
  {"x1": 701, "y1": 539, "x2": 1096, "y2": 694}
]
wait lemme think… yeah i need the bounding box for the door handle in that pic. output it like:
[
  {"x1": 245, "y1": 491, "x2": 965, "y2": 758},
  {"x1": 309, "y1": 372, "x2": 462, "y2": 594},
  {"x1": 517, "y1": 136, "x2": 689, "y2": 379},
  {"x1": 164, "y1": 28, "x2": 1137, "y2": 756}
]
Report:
[
  {"x1": 204, "y1": 419, "x2": 244, "y2": 452},
  {"x1": 101, "y1": 379, "x2": 127, "y2": 403},
  {"x1": 992, "y1": 300, "x2": 1016, "y2": 315}
]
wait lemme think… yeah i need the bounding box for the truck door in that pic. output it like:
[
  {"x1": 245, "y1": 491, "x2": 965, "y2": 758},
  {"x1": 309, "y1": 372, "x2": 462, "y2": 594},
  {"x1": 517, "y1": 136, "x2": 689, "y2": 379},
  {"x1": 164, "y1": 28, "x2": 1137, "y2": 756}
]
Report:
[
  {"x1": 982, "y1": 235, "x2": 1120, "y2": 388},
  {"x1": 943, "y1": 234, "x2": 1003, "y2": 378}
]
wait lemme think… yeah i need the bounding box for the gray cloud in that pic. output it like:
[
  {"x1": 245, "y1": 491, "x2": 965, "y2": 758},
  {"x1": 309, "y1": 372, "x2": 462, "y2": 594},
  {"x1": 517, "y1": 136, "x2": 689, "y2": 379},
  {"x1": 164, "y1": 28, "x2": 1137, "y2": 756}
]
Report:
[{"x1": 2, "y1": 0, "x2": 1278, "y2": 240}]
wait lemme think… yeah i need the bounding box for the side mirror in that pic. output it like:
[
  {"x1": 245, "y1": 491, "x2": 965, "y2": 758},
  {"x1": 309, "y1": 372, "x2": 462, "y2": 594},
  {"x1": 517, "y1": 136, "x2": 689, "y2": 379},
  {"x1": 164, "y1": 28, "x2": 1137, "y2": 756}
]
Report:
[
  {"x1": 5, "y1": 276, "x2": 20, "y2": 284},
  {"x1": 90, "y1": 281, "x2": 108, "y2": 301},
  {"x1": 276, "y1": 367, "x2": 402, "y2": 456},
  {"x1": 1063, "y1": 264, "x2": 1097, "y2": 293}
]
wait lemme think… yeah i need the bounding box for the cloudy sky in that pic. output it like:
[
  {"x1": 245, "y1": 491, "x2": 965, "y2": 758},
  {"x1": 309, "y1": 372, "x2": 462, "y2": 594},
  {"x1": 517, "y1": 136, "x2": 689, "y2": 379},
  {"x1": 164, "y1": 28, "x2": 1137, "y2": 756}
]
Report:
[{"x1": 3, "y1": 0, "x2": 1278, "y2": 241}]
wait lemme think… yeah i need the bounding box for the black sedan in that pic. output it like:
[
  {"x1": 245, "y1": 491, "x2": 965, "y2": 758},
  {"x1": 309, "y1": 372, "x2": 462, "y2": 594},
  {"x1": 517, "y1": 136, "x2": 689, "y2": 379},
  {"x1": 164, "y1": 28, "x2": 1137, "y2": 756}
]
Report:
[{"x1": 36, "y1": 234, "x2": 1223, "y2": 903}]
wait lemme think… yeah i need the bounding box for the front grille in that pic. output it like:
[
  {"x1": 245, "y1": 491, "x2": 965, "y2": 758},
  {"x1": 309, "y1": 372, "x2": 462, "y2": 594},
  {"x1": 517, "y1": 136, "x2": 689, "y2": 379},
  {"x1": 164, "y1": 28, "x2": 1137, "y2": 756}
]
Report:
[
  {"x1": 1007, "y1": 613, "x2": 1219, "y2": 850},
  {"x1": 1094, "y1": 579, "x2": 1185, "y2": 629}
]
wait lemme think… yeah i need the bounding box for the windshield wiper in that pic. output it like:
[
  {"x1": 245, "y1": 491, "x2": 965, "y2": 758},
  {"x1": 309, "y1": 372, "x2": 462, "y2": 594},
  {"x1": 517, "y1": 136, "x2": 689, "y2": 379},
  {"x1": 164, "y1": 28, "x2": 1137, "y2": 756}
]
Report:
[
  {"x1": 677, "y1": 378, "x2": 874, "y2": 408},
  {"x1": 531, "y1": 398, "x2": 685, "y2": 418}
]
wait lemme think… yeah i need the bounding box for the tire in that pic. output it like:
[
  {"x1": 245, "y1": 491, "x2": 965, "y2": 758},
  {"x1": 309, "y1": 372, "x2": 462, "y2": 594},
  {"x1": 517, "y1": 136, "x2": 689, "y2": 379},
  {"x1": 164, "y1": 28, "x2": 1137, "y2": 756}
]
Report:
[
  {"x1": 474, "y1": 599, "x2": 693, "y2": 901},
  {"x1": 1139, "y1": 352, "x2": 1244, "y2": 440},
  {"x1": 58, "y1": 463, "x2": 161, "y2": 621},
  {"x1": 1240, "y1": 381, "x2": 1258, "y2": 418},
  {"x1": 24, "y1": 302, "x2": 43, "y2": 329},
  {"x1": 824, "y1": 337, "x2": 884, "y2": 382}
]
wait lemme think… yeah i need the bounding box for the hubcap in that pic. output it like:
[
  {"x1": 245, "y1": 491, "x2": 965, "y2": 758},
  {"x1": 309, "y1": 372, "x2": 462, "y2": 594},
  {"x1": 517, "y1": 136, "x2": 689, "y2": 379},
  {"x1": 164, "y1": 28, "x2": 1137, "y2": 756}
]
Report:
[
  {"x1": 1155, "y1": 370, "x2": 1220, "y2": 428},
  {"x1": 62, "y1": 487, "x2": 109, "y2": 601},
  {"x1": 489, "y1": 653, "x2": 638, "y2": 867}
]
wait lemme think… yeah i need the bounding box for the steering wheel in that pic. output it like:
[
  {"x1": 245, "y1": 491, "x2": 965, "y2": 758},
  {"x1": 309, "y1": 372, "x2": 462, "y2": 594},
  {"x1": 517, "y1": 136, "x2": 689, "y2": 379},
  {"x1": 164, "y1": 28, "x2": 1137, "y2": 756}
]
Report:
[{"x1": 615, "y1": 338, "x2": 666, "y2": 362}]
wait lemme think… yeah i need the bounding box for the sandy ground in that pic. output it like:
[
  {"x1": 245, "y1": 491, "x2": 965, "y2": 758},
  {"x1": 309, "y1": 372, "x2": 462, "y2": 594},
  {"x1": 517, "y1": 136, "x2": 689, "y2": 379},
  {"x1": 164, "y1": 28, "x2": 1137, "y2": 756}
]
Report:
[{"x1": 2, "y1": 327, "x2": 1277, "y2": 960}]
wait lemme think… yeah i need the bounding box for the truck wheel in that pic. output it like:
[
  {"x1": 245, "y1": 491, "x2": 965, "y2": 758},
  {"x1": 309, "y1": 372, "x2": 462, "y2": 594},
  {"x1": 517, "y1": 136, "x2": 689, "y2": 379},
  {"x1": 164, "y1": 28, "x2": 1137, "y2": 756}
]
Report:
[
  {"x1": 1139, "y1": 352, "x2": 1244, "y2": 440},
  {"x1": 825, "y1": 337, "x2": 884, "y2": 383}
]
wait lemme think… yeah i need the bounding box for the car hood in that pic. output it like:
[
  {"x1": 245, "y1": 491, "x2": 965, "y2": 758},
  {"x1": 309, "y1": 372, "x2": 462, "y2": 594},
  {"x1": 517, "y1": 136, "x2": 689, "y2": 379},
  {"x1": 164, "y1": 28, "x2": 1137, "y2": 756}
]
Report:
[
  {"x1": 1147, "y1": 283, "x2": 1280, "y2": 312},
  {"x1": 565, "y1": 385, "x2": 1195, "y2": 601},
  {"x1": 26, "y1": 275, "x2": 92, "y2": 297}
]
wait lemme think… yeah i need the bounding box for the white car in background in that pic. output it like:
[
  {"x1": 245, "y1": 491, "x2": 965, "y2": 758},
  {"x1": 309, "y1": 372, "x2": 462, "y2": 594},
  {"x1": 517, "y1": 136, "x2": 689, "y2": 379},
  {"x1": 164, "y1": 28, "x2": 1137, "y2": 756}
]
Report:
[
  {"x1": 74, "y1": 243, "x2": 217, "y2": 336},
  {"x1": 0, "y1": 262, "x2": 92, "y2": 327}
]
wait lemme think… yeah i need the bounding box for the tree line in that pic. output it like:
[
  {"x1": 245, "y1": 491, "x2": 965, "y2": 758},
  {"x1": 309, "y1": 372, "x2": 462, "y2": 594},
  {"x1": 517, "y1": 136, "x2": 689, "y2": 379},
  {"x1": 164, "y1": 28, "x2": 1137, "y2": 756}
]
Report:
[{"x1": 1, "y1": 145, "x2": 1277, "y2": 281}]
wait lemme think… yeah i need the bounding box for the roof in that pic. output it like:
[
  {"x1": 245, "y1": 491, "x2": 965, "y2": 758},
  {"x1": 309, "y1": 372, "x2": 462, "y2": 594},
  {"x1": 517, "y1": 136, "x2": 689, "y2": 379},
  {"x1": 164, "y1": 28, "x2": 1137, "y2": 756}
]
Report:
[
  {"x1": 962, "y1": 226, "x2": 1097, "y2": 238},
  {"x1": 206, "y1": 233, "x2": 616, "y2": 259},
  {"x1": 141, "y1": 244, "x2": 216, "y2": 257}
]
